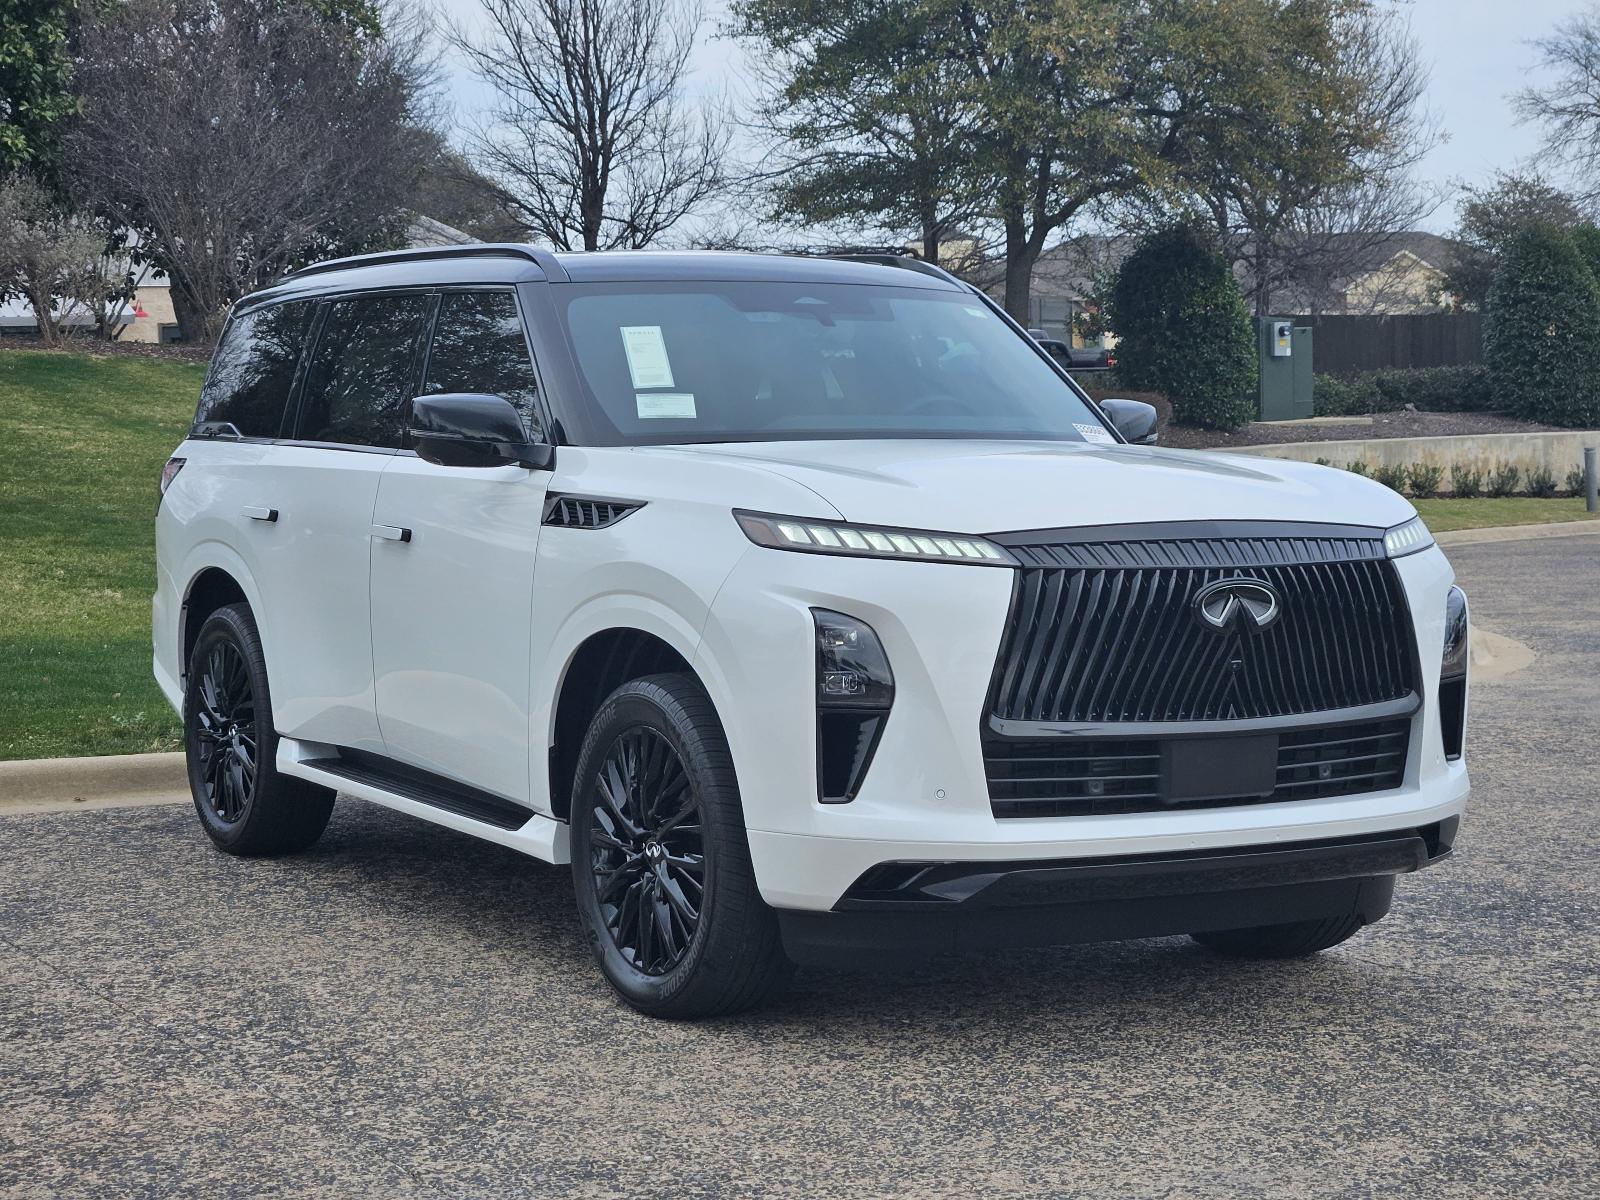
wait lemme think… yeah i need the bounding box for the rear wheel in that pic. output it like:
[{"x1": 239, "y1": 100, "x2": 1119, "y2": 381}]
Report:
[
  {"x1": 569, "y1": 673, "x2": 791, "y2": 1018},
  {"x1": 1190, "y1": 913, "x2": 1365, "y2": 959},
  {"x1": 184, "y1": 603, "x2": 334, "y2": 855}
]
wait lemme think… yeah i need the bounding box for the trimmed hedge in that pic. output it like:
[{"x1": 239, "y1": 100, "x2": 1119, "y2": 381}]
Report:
[
  {"x1": 1485, "y1": 223, "x2": 1600, "y2": 427},
  {"x1": 1108, "y1": 226, "x2": 1257, "y2": 429},
  {"x1": 1313, "y1": 365, "x2": 1497, "y2": 416}
]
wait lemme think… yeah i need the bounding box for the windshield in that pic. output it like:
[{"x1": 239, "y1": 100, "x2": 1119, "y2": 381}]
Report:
[{"x1": 547, "y1": 280, "x2": 1112, "y2": 446}]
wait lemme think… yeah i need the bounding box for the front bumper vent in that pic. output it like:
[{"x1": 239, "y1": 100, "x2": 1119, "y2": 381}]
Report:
[{"x1": 986, "y1": 718, "x2": 1411, "y2": 819}]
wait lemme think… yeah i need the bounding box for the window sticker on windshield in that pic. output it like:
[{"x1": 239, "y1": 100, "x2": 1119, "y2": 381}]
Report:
[
  {"x1": 1075, "y1": 422, "x2": 1116, "y2": 444},
  {"x1": 963, "y1": 306, "x2": 989, "y2": 318},
  {"x1": 620, "y1": 325, "x2": 676, "y2": 389},
  {"x1": 636, "y1": 393, "x2": 697, "y2": 419}
]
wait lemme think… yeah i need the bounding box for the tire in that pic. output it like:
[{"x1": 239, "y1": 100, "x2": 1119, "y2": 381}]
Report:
[
  {"x1": 1190, "y1": 913, "x2": 1365, "y2": 959},
  {"x1": 569, "y1": 673, "x2": 792, "y2": 1018},
  {"x1": 184, "y1": 603, "x2": 335, "y2": 856}
]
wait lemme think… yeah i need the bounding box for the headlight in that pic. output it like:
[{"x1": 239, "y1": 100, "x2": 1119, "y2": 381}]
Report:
[
  {"x1": 1384, "y1": 515, "x2": 1434, "y2": 558},
  {"x1": 813, "y1": 609, "x2": 893, "y2": 804},
  {"x1": 1439, "y1": 585, "x2": 1468, "y2": 761},
  {"x1": 1441, "y1": 586, "x2": 1469, "y2": 679},
  {"x1": 735, "y1": 510, "x2": 1016, "y2": 566}
]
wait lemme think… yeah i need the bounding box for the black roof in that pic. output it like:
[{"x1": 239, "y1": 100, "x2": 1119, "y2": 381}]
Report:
[{"x1": 241, "y1": 245, "x2": 963, "y2": 312}]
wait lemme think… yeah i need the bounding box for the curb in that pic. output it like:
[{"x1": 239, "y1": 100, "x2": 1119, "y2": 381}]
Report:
[
  {"x1": 0, "y1": 751, "x2": 187, "y2": 811},
  {"x1": 1436, "y1": 519, "x2": 1600, "y2": 547}
]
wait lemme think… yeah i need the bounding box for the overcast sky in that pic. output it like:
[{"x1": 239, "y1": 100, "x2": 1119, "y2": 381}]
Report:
[{"x1": 433, "y1": 0, "x2": 1590, "y2": 237}]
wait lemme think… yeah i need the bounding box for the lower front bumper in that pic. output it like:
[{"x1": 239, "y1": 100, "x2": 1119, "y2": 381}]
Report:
[{"x1": 775, "y1": 818, "x2": 1457, "y2": 967}]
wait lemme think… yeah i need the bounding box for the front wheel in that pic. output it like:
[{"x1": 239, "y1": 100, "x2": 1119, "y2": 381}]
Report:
[{"x1": 569, "y1": 673, "x2": 791, "y2": 1018}]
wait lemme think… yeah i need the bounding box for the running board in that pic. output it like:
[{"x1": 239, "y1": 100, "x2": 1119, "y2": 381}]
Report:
[{"x1": 276, "y1": 737, "x2": 569, "y2": 864}]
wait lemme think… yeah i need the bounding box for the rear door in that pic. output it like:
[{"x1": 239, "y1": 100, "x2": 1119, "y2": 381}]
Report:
[
  {"x1": 256, "y1": 290, "x2": 432, "y2": 752},
  {"x1": 369, "y1": 289, "x2": 551, "y2": 802}
]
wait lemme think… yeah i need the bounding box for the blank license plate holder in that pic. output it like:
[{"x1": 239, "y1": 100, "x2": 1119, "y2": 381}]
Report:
[{"x1": 1162, "y1": 734, "x2": 1280, "y2": 803}]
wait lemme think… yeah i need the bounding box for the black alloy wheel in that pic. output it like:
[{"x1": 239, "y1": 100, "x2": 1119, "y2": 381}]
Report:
[
  {"x1": 192, "y1": 638, "x2": 257, "y2": 823},
  {"x1": 184, "y1": 603, "x2": 335, "y2": 856},
  {"x1": 588, "y1": 726, "x2": 706, "y2": 975},
  {"x1": 569, "y1": 673, "x2": 791, "y2": 1018}
]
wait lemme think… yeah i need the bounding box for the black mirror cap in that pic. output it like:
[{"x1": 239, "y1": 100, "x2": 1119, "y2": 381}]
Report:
[
  {"x1": 1098, "y1": 398, "x2": 1159, "y2": 445},
  {"x1": 407, "y1": 393, "x2": 555, "y2": 470}
]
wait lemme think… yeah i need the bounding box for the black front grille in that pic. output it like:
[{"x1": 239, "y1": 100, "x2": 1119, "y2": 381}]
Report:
[
  {"x1": 987, "y1": 719, "x2": 1411, "y2": 818},
  {"x1": 990, "y1": 529, "x2": 1417, "y2": 724}
]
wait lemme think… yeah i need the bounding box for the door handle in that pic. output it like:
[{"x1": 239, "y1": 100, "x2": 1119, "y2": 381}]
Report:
[
  {"x1": 243, "y1": 506, "x2": 278, "y2": 523},
  {"x1": 371, "y1": 524, "x2": 412, "y2": 543}
]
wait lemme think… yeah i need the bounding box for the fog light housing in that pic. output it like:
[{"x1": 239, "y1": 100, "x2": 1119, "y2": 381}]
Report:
[
  {"x1": 1439, "y1": 586, "x2": 1468, "y2": 761},
  {"x1": 813, "y1": 609, "x2": 893, "y2": 803}
]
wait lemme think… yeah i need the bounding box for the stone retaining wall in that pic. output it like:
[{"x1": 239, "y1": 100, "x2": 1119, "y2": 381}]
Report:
[{"x1": 1226, "y1": 430, "x2": 1599, "y2": 492}]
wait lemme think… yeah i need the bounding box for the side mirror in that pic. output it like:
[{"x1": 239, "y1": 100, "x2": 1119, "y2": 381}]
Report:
[
  {"x1": 407, "y1": 393, "x2": 555, "y2": 470},
  {"x1": 1098, "y1": 398, "x2": 1159, "y2": 446}
]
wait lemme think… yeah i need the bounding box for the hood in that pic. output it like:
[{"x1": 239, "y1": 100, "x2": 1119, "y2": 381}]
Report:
[{"x1": 651, "y1": 439, "x2": 1415, "y2": 535}]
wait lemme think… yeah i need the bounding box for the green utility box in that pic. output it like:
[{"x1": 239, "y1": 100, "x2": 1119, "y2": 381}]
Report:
[{"x1": 1256, "y1": 317, "x2": 1313, "y2": 421}]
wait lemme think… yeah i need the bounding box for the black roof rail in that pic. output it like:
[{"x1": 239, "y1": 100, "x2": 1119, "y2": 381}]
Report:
[
  {"x1": 817, "y1": 251, "x2": 972, "y2": 290},
  {"x1": 286, "y1": 243, "x2": 570, "y2": 283}
]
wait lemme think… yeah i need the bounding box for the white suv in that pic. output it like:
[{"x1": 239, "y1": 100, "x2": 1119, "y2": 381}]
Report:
[{"x1": 154, "y1": 247, "x2": 1470, "y2": 1017}]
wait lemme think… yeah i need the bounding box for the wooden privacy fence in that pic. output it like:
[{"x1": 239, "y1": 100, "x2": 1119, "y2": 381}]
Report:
[{"x1": 1291, "y1": 313, "x2": 1482, "y2": 375}]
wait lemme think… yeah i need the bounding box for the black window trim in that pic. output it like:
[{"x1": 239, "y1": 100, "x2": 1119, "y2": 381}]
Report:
[
  {"x1": 190, "y1": 295, "x2": 318, "y2": 444},
  {"x1": 416, "y1": 285, "x2": 554, "y2": 446},
  {"x1": 281, "y1": 285, "x2": 437, "y2": 452}
]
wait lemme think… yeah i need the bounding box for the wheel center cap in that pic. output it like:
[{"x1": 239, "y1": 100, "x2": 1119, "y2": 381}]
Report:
[{"x1": 643, "y1": 841, "x2": 665, "y2": 864}]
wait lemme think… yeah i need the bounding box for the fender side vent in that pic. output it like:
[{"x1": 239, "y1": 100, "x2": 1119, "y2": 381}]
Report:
[{"x1": 543, "y1": 495, "x2": 643, "y2": 529}]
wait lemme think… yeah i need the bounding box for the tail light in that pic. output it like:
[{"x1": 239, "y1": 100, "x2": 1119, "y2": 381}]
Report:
[{"x1": 159, "y1": 457, "x2": 186, "y2": 503}]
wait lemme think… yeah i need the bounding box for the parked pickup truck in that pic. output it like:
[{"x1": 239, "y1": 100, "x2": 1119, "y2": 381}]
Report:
[{"x1": 1028, "y1": 329, "x2": 1115, "y2": 371}]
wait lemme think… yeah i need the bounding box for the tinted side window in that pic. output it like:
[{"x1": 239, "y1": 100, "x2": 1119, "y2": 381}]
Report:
[
  {"x1": 422, "y1": 291, "x2": 541, "y2": 435},
  {"x1": 195, "y1": 301, "x2": 312, "y2": 437},
  {"x1": 297, "y1": 293, "x2": 432, "y2": 447}
]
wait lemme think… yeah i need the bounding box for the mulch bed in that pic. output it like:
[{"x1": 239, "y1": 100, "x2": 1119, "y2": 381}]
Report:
[
  {"x1": 1159, "y1": 410, "x2": 1567, "y2": 450},
  {"x1": 0, "y1": 335, "x2": 210, "y2": 362}
]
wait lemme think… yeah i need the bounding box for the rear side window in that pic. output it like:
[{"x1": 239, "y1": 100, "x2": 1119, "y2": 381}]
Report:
[
  {"x1": 296, "y1": 293, "x2": 432, "y2": 448},
  {"x1": 195, "y1": 301, "x2": 312, "y2": 437},
  {"x1": 421, "y1": 291, "x2": 542, "y2": 436}
]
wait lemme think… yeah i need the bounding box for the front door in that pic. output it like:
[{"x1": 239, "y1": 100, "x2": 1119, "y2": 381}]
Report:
[{"x1": 370, "y1": 289, "x2": 551, "y2": 803}]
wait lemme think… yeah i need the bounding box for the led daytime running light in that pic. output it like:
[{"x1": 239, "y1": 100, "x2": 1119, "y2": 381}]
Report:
[
  {"x1": 1383, "y1": 516, "x2": 1434, "y2": 558},
  {"x1": 736, "y1": 511, "x2": 1016, "y2": 566}
]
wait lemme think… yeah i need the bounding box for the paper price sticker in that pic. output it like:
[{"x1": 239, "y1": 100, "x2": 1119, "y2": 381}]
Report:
[
  {"x1": 620, "y1": 325, "x2": 676, "y2": 389},
  {"x1": 636, "y1": 393, "x2": 697, "y2": 419}
]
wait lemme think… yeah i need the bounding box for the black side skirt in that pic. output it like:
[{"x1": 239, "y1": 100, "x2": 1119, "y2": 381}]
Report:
[{"x1": 303, "y1": 748, "x2": 533, "y2": 831}]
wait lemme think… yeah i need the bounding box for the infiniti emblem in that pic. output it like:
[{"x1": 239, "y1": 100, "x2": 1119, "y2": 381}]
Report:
[{"x1": 1193, "y1": 577, "x2": 1282, "y2": 632}]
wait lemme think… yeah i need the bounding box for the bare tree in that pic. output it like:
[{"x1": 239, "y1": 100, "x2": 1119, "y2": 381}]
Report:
[
  {"x1": 1173, "y1": 2, "x2": 1442, "y2": 316},
  {"x1": 1516, "y1": 6, "x2": 1600, "y2": 204},
  {"x1": 71, "y1": 0, "x2": 437, "y2": 342},
  {"x1": 0, "y1": 173, "x2": 105, "y2": 346},
  {"x1": 450, "y1": 0, "x2": 729, "y2": 251}
]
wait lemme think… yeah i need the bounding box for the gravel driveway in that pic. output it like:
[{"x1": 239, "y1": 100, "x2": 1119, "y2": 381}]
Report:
[{"x1": 2, "y1": 534, "x2": 1595, "y2": 1199}]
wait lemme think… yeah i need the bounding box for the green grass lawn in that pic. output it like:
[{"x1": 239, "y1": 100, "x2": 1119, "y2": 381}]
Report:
[
  {"x1": 1413, "y1": 496, "x2": 1600, "y2": 532},
  {"x1": 1, "y1": 348, "x2": 205, "y2": 760}
]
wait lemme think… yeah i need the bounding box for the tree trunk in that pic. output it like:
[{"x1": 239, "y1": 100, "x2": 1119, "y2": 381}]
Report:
[
  {"x1": 1003, "y1": 218, "x2": 1036, "y2": 325},
  {"x1": 170, "y1": 282, "x2": 219, "y2": 345},
  {"x1": 920, "y1": 200, "x2": 940, "y2": 266},
  {"x1": 25, "y1": 283, "x2": 59, "y2": 348}
]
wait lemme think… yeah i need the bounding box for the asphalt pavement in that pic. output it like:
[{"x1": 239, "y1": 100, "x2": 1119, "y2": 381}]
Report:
[{"x1": 2, "y1": 533, "x2": 1596, "y2": 1199}]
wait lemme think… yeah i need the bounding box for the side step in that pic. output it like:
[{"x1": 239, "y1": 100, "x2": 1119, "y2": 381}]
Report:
[
  {"x1": 301, "y1": 749, "x2": 531, "y2": 830},
  {"x1": 276, "y1": 738, "x2": 569, "y2": 864}
]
